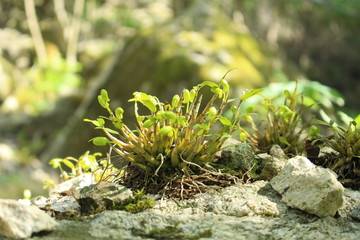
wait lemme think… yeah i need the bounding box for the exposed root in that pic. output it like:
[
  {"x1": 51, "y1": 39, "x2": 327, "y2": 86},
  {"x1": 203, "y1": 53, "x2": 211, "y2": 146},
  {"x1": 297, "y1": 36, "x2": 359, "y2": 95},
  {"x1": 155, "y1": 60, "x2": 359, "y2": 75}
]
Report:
[{"x1": 119, "y1": 163, "x2": 250, "y2": 200}]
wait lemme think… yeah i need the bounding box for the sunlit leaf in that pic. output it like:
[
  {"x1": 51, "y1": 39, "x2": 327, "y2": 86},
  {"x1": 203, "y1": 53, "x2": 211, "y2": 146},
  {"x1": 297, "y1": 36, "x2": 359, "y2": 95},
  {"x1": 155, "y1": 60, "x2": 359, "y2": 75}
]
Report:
[
  {"x1": 220, "y1": 79, "x2": 229, "y2": 93},
  {"x1": 244, "y1": 106, "x2": 254, "y2": 114},
  {"x1": 98, "y1": 95, "x2": 109, "y2": 108},
  {"x1": 200, "y1": 81, "x2": 218, "y2": 88},
  {"x1": 143, "y1": 119, "x2": 156, "y2": 128},
  {"x1": 115, "y1": 107, "x2": 124, "y2": 119},
  {"x1": 91, "y1": 137, "x2": 109, "y2": 146},
  {"x1": 211, "y1": 87, "x2": 223, "y2": 98},
  {"x1": 129, "y1": 92, "x2": 157, "y2": 112},
  {"x1": 97, "y1": 118, "x2": 105, "y2": 126},
  {"x1": 49, "y1": 158, "x2": 61, "y2": 168},
  {"x1": 172, "y1": 94, "x2": 180, "y2": 108},
  {"x1": 219, "y1": 116, "x2": 232, "y2": 126},
  {"x1": 240, "y1": 88, "x2": 263, "y2": 101},
  {"x1": 62, "y1": 159, "x2": 75, "y2": 169},
  {"x1": 103, "y1": 127, "x2": 119, "y2": 134},
  {"x1": 189, "y1": 89, "x2": 197, "y2": 101},
  {"x1": 239, "y1": 132, "x2": 248, "y2": 142},
  {"x1": 284, "y1": 89, "x2": 292, "y2": 100},
  {"x1": 244, "y1": 115, "x2": 253, "y2": 124},
  {"x1": 183, "y1": 89, "x2": 191, "y2": 103},
  {"x1": 159, "y1": 126, "x2": 174, "y2": 137},
  {"x1": 100, "y1": 89, "x2": 110, "y2": 101},
  {"x1": 279, "y1": 137, "x2": 290, "y2": 146},
  {"x1": 208, "y1": 107, "x2": 217, "y2": 117}
]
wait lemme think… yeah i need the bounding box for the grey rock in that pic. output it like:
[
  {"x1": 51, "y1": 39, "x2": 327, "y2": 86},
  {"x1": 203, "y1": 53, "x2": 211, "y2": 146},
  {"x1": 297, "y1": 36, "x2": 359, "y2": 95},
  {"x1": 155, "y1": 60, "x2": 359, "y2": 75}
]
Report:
[
  {"x1": 270, "y1": 156, "x2": 344, "y2": 217},
  {"x1": 31, "y1": 196, "x2": 48, "y2": 209},
  {"x1": 51, "y1": 196, "x2": 80, "y2": 214},
  {"x1": 269, "y1": 144, "x2": 288, "y2": 161},
  {"x1": 27, "y1": 181, "x2": 360, "y2": 240},
  {"x1": 0, "y1": 199, "x2": 58, "y2": 239},
  {"x1": 338, "y1": 188, "x2": 360, "y2": 219},
  {"x1": 74, "y1": 181, "x2": 133, "y2": 214},
  {"x1": 257, "y1": 145, "x2": 288, "y2": 180},
  {"x1": 350, "y1": 205, "x2": 360, "y2": 221},
  {"x1": 257, "y1": 153, "x2": 284, "y2": 180},
  {"x1": 219, "y1": 138, "x2": 256, "y2": 170},
  {"x1": 50, "y1": 174, "x2": 95, "y2": 196}
]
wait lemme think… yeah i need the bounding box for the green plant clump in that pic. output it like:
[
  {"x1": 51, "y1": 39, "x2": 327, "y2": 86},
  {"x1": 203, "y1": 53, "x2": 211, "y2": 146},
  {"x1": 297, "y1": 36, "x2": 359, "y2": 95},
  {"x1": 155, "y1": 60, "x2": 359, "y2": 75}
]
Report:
[
  {"x1": 313, "y1": 119, "x2": 360, "y2": 186},
  {"x1": 85, "y1": 79, "x2": 261, "y2": 189},
  {"x1": 49, "y1": 151, "x2": 119, "y2": 182},
  {"x1": 239, "y1": 81, "x2": 312, "y2": 155}
]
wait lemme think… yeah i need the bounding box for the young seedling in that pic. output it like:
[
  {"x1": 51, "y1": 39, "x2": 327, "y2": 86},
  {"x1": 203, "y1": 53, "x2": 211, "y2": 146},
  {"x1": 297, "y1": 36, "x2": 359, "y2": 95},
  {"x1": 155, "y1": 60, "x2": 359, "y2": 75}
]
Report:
[{"x1": 49, "y1": 151, "x2": 119, "y2": 182}]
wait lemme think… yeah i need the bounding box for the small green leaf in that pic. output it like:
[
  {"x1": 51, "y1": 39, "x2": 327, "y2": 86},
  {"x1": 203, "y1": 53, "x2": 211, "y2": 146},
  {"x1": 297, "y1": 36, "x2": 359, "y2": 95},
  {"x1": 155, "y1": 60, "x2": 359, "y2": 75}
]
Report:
[
  {"x1": 231, "y1": 105, "x2": 238, "y2": 114},
  {"x1": 309, "y1": 125, "x2": 320, "y2": 137},
  {"x1": 157, "y1": 111, "x2": 177, "y2": 120},
  {"x1": 219, "y1": 116, "x2": 232, "y2": 126},
  {"x1": 98, "y1": 95, "x2": 109, "y2": 108},
  {"x1": 84, "y1": 119, "x2": 102, "y2": 127},
  {"x1": 115, "y1": 107, "x2": 124, "y2": 119},
  {"x1": 62, "y1": 159, "x2": 76, "y2": 169},
  {"x1": 143, "y1": 119, "x2": 156, "y2": 128},
  {"x1": 244, "y1": 106, "x2": 254, "y2": 114},
  {"x1": 313, "y1": 119, "x2": 331, "y2": 127},
  {"x1": 129, "y1": 92, "x2": 158, "y2": 112},
  {"x1": 97, "y1": 118, "x2": 105, "y2": 126},
  {"x1": 279, "y1": 137, "x2": 290, "y2": 146},
  {"x1": 200, "y1": 81, "x2": 218, "y2": 88},
  {"x1": 208, "y1": 107, "x2": 217, "y2": 117},
  {"x1": 183, "y1": 89, "x2": 191, "y2": 103},
  {"x1": 159, "y1": 126, "x2": 174, "y2": 137},
  {"x1": 244, "y1": 115, "x2": 253, "y2": 124},
  {"x1": 172, "y1": 94, "x2": 180, "y2": 108},
  {"x1": 220, "y1": 79, "x2": 229, "y2": 93},
  {"x1": 189, "y1": 89, "x2": 197, "y2": 101},
  {"x1": 49, "y1": 158, "x2": 62, "y2": 168},
  {"x1": 164, "y1": 111, "x2": 177, "y2": 120},
  {"x1": 284, "y1": 89, "x2": 292, "y2": 100},
  {"x1": 239, "y1": 132, "x2": 248, "y2": 142},
  {"x1": 91, "y1": 137, "x2": 109, "y2": 146},
  {"x1": 211, "y1": 87, "x2": 223, "y2": 98},
  {"x1": 240, "y1": 88, "x2": 263, "y2": 101},
  {"x1": 100, "y1": 89, "x2": 110, "y2": 101},
  {"x1": 103, "y1": 127, "x2": 119, "y2": 134}
]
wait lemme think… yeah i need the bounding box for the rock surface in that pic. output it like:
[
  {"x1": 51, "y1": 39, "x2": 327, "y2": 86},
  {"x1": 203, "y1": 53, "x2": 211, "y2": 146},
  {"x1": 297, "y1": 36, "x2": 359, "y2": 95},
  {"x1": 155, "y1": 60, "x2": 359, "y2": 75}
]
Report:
[
  {"x1": 258, "y1": 144, "x2": 288, "y2": 180},
  {"x1": 74, "y1": 181, "x2": 133, "y2": 215},
  {"x1": 219, "y1": 138, "x2": 256, "y2": 171},
  {"x1": 14, "y1": 180, "x2": 359, "y2": 240},
  {"x1": 270, "y1": 156, "x2": 344, "y2": 217},
  {"x1": 0, "y1": 199, "x2": 58, "y2": 239}
]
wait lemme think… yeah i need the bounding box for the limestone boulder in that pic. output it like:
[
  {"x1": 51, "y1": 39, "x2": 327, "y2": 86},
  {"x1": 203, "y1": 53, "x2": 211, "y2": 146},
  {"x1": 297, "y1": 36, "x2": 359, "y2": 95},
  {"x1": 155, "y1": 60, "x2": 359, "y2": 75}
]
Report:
[
  {"x1": 270, "y1": 156, "x2": 344, "y2": 217},
  {"x1": 0, "y1": 199, "x2": 58, "y2": 239}
]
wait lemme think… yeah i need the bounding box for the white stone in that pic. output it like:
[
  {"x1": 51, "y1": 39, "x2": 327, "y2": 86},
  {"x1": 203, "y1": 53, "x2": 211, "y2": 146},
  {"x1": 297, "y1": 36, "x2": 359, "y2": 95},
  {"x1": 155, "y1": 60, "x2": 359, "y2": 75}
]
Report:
[
  {"x1": 270, "y1": 156, "x2": 344, "y2": 217},
  {"x1": 0, "y1": 199, "x2": 58, "y2": 239},
  {"x1": 50, "y1": 173, "x2": 95, "y2": 196},
  {"x1": 51, "y1": 196, "x2": 80, "y2": 213}
]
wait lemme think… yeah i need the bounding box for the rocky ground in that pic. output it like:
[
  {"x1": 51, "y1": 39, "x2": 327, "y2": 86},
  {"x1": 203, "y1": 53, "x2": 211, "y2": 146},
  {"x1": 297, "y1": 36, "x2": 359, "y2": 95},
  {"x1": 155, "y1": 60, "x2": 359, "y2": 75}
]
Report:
[
  {"x1": 1, "y1": 144, "x2": 360, "y2": 240},
  {"x1": 1, "y1": 180, "x2": 360, "y2": 240}
]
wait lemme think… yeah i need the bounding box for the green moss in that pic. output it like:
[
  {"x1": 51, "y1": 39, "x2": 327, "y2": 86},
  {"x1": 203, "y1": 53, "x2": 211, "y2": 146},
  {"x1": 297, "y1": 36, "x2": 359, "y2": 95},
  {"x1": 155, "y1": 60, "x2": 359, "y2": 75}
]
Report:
[{"x1": 112, "y1": 190, "x2": 156, "y2": 214}]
